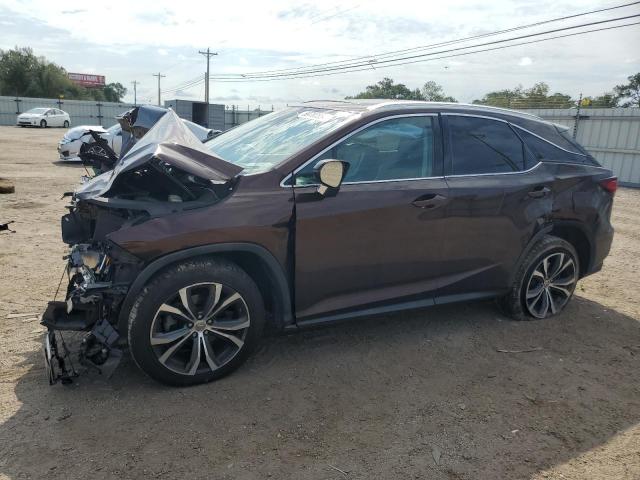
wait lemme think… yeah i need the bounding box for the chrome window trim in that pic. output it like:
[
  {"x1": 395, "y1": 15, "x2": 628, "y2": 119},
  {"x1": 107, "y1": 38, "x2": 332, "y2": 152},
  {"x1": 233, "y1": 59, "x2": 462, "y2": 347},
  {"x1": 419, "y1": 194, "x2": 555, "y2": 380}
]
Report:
[
  {"x1": 511, "y1": 124, "x2": 587, "y2": 157},
  {"x1": 445, "y1": 161, "x2": 542, "y2": 178},
  {"x1": 441, "y1": 112, "x2": 509, "y2": 123},
  {"x1": 292, "y1": 175, "x2": 446, "y2": 189},
  {"x1": 280, "y1": 113, "x2": 439, "y2": 188}
]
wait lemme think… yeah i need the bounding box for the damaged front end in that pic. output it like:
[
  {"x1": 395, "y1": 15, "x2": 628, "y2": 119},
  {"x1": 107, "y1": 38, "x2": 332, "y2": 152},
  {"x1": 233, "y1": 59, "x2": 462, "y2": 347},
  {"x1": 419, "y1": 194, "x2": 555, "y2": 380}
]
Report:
[{"x1": 42, "y1": 110, "x2": 242, "y2": 384}]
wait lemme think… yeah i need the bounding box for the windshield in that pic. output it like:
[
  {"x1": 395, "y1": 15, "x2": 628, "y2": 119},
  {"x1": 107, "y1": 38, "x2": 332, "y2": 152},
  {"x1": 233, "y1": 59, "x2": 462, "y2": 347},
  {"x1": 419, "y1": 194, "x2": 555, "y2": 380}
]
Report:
[
  {"x1": 25, "y1": 108, "x2": 49, "y2": 114},
  {"x1": 205, "y1": 107, "x2": 360, "y2": 173}
]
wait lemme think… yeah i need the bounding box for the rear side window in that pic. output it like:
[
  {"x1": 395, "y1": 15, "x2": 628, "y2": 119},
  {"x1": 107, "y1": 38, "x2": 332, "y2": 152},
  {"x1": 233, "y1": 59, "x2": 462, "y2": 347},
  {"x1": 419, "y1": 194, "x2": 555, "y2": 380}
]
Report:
[
  {"x1": 515, "y1": 127, "x2": 587, "y2": 164},
  {"x1": 448, "y1": 116, "x2": 525, "y2": 175}
]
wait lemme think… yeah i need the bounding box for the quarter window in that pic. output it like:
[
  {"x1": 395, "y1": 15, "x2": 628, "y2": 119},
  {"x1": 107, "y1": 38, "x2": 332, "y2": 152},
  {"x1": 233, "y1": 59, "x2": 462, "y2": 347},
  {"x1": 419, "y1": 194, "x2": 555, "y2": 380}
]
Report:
[
  {"x1": 295, "y1": 116, "x2": 435, "y2": 185},
  {"x1": 515, "y1": 127, "x2": 586, "y2": 164},
  {"x1": 448, "y1": 116, "x2": 525, "y2": 175}
]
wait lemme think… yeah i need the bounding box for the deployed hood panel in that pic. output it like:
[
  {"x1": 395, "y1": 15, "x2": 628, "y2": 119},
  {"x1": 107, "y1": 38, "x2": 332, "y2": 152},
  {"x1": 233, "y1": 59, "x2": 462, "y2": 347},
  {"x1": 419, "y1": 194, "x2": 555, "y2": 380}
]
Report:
[{"x1": 76, "y1": 109, "x2": 242, "y2": 201}]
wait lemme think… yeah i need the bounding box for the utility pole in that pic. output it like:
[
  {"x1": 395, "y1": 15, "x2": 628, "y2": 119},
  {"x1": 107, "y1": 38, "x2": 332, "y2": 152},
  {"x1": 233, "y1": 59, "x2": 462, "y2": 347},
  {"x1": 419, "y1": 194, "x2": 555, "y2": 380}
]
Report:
[
  {"x1": 198, "y1": 48, "x2": 218, "y2": 127},
  {"x1": 152, "y1": 72, "x2": 166, "y2": 106},
  {"x1": 131, "y1": 80, "x2": 139, "y2": 106}
]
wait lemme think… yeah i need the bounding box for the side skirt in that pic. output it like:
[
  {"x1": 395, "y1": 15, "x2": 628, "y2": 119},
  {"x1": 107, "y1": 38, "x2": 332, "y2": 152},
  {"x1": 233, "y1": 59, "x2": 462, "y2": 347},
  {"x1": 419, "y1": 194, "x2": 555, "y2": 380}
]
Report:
[{"x1": 288, "y1": 290, "x2": 504, "y2": 331}]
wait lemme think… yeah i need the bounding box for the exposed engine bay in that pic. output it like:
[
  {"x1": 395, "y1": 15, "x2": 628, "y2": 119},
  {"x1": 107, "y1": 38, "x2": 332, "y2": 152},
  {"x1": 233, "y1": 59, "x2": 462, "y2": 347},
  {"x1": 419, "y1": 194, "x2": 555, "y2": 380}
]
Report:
[{"x1": 42, "y1": 109, "x2": 242, "y2": 384}]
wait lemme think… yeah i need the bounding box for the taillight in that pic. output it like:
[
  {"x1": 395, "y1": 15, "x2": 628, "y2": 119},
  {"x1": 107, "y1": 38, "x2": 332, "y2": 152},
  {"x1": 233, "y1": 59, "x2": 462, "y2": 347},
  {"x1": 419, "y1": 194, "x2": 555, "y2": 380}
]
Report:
[{"x1": 599, "y1": 177, "x2": 618, "y2": 195}]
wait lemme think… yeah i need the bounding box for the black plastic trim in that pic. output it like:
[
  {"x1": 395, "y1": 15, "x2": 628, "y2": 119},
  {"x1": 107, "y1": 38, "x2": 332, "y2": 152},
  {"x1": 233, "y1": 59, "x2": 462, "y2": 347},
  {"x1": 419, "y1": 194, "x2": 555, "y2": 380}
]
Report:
[{"x1": 291, "y1": 296, "x2": 435, "y2": 330}]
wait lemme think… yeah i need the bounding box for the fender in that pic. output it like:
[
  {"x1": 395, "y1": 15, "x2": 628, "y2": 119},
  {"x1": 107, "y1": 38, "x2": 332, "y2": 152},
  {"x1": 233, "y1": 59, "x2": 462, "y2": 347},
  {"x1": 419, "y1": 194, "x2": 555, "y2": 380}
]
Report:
[
  {"x1": 508, "y1": 219, "x2": 595, "y2": 286},
  {"x1": 507, "y1": 224, "x2": 553, "y2": 286},
  {"x1": 116, "y1": 243, "x2": 293, "y2": 335},
  {"x1": 546, "y1": 219, "x2": 596, "y2": 274}
]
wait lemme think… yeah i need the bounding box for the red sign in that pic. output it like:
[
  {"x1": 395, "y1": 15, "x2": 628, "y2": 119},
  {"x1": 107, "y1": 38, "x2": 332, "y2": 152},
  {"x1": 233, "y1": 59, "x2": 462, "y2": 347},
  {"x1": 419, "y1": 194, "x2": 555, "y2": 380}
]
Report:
[{"x1": 68, "y1": 73, "x2": 105, "y2": 88}]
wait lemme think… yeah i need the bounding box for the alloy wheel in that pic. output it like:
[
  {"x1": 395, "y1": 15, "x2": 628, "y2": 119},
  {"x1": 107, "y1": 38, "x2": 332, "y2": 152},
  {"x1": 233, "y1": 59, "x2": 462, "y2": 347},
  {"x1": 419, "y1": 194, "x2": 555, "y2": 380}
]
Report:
[
  {"x1": 524, "y1": 252, "x2": 577, "y2": 319},
  {"x1": 150, "y1": 282, "x2": 250, "y2": 376}
]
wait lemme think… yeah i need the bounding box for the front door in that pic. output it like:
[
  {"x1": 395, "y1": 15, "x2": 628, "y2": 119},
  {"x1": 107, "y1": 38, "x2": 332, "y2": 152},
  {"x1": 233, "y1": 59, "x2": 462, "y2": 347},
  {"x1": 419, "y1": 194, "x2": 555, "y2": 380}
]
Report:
[{"x1": 292, "y1": 114, "x2": 450, "y2": 320}]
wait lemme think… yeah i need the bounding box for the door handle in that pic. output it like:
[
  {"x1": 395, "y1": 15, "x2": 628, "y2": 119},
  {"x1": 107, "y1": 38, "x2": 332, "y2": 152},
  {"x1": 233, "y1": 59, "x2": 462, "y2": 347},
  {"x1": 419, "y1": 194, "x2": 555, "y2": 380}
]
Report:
[
  {"x1": 412, "y1": 193, "x2": 447, "y2": 209},
  {"x1": 528, "y1": 186, "x2": 551, "y2": 198}
]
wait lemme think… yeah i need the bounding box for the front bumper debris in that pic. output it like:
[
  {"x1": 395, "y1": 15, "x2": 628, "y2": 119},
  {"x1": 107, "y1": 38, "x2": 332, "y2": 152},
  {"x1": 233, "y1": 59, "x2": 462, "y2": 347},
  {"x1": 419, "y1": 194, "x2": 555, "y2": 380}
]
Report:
[{"x1": 41, "y1": 240, "x2": 140, "y2": 385}]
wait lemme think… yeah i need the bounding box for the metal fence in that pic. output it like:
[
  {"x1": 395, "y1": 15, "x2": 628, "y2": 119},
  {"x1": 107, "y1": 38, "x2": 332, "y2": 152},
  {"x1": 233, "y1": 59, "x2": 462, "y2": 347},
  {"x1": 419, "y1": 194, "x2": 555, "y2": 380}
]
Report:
[
  {"x1": 0, "y1": 96, "x2": 275, "y2": 132},
  {"x1": 0, "y1": 95, "x2": 136, "y2": 128},
  {"x1": 519, "y1": 107, "x2": 640, "y2": 187},
  {"x1": 224, "y1": 105, "x2": 273, "y2": 130}
]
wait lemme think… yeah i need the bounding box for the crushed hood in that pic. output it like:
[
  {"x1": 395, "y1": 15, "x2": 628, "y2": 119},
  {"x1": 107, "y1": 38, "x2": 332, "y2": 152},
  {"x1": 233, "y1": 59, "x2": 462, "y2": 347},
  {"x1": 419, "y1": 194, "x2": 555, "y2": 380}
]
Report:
[
  {"x1": 65, "y1": 125, "x2": 107, "y2": 141},
  {"x1": 75, "y1": 109, "x2": 242, "y2": 200}
]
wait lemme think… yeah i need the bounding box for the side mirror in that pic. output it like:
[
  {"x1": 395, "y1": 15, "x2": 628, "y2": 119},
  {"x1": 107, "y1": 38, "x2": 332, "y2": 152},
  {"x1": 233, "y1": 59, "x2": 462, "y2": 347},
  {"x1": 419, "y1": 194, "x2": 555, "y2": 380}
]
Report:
[{"x1": 314, "y1": 159, "x2": 349, "y2": 196}]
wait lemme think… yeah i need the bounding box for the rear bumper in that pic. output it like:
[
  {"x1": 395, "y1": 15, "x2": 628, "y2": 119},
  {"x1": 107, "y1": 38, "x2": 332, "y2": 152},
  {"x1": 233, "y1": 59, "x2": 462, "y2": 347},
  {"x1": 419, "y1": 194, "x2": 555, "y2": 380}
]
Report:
[{"x1": 585, "y1": 223, "x2": 614, "y2": 276}]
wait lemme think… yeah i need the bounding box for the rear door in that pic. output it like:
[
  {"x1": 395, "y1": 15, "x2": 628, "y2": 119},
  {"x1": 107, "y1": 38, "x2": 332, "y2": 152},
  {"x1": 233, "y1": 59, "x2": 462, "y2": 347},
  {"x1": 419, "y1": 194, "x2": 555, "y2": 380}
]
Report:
[
  {"x1": 51, "y1": 109, "x2": 64, "y2": 126},
  {"x1": 292, "y1": 114, "x2": 450, "y2": 320},
  {"x1": 437, "y1": 114, "x2": 554, "y2": 300}
]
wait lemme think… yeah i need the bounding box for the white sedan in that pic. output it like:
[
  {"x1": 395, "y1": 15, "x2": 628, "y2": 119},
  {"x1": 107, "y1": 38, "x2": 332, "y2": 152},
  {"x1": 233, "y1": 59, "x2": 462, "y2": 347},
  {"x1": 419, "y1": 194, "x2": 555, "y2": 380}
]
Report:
[
  {"x1": 58, "y1": 120, "x2": 216, "y2": 161},
  {"x1": 17, "y1": 108, "x2": 70, "y2": 128}
]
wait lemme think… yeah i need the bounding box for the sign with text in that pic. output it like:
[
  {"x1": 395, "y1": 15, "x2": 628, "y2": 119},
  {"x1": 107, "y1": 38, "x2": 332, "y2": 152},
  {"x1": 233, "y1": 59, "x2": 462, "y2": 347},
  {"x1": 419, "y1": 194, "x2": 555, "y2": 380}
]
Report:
[{"x1": 68, "y1": 73, "x2": 105, "y2": 88}]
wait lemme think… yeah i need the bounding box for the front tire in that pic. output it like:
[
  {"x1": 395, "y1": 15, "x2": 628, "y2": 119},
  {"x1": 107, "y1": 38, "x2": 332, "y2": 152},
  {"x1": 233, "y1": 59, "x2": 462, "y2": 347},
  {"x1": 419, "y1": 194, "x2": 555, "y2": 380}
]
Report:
[
  {"x1": 128, "y1": 258, "x2": 265, "y2": 386},
  {"x1": 40, "y1": 120, "x2": 46, "y2": 128},
  {"x1": 500, "y1": 235, "x2": 579, "y2": 321}
]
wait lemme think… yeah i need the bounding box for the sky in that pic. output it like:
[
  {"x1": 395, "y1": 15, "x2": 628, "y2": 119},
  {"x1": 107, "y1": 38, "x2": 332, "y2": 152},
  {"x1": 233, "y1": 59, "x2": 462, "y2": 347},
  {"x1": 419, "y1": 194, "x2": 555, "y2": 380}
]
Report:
[{"x1": 0, "y1": 0, "x2": 639, "y2": 108}]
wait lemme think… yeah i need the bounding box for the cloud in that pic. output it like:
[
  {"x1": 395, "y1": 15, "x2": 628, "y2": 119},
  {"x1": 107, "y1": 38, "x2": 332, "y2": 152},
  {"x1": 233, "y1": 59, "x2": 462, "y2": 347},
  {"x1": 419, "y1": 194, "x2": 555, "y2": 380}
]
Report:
[
  {"x1": 173, "y1": 89, "x2": 198, "y2": 98},
  {"x1": 0, "y1": 1, "x2": 638, "y2": 107}
]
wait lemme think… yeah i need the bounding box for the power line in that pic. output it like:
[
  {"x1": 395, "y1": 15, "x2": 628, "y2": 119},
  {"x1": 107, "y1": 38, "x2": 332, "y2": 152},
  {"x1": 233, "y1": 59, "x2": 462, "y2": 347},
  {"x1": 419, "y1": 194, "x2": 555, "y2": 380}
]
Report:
[
  {"x1": 162, "y1": 77, "x2": 205, "y2": 96},
  {"x1": 212, "y1": 1, "x2": 640, "y2": 79},
  {"x1": 208, "y1": 20, "x2": 640, "y2": 83},
  {"x1": 210, "y1": 14, "x2": 640, "y2": 81},
  {"x1": 162, "y1": 73, "x2": 205, "y2": 94}
]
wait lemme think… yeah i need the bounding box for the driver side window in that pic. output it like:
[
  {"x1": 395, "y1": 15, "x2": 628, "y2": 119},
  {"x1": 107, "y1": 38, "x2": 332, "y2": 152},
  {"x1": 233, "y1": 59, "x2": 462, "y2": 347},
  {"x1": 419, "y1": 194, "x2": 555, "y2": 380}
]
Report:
[{"x1": 294, "y1": 116, "x2": 435, "y2": 185}]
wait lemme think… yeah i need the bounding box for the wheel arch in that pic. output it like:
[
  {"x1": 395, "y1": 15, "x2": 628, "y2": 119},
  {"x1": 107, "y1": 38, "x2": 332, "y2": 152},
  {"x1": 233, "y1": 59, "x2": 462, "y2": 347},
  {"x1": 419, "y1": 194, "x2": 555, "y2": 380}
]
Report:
[
  {"x1": 548, "y1": 221, "x2": 593, "y2": 277},
  {"x1": 510, "y1": 221, "x2": 592, "y2": 286},
  {"x1": 117, "y1": 243, "x2": 293, "y2": 336}
]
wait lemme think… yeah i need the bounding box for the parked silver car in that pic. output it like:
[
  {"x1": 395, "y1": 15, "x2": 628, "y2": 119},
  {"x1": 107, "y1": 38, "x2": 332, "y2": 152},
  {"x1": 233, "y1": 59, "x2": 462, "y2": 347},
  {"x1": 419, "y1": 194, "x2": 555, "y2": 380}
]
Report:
[{"x1": 58, "y1": 119, "x2": 216, "y2": 161}]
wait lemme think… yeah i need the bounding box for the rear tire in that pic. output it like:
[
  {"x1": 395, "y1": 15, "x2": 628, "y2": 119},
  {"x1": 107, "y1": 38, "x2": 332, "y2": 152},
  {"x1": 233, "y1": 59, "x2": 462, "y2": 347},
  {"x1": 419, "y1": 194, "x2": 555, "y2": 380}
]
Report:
[
  {"x1": 128, "y1": 258, "x2": 265, "y2": 386},
  {"x1": 63, "y1": 120, "x2": 69, "y2": 128},
  {"x1": 499, "y1": 235, "x2": 579, "y2": 321},
  {"x1": 40, "y1": 120, "x2": 46, "y2": 128}
]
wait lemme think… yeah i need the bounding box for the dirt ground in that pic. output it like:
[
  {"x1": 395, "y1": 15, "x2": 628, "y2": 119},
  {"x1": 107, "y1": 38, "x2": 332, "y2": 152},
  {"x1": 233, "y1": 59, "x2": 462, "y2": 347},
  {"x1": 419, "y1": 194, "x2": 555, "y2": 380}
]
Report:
[{"x1": 0, "y1": 125, "x2": 639, "y2": 480}]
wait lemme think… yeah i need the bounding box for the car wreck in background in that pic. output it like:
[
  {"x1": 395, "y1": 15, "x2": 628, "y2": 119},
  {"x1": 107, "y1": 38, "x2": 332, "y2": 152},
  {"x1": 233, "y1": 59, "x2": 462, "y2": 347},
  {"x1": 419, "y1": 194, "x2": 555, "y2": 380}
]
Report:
[{"x1": 58, "y1": 105, "x2": 219, "y2": 174}]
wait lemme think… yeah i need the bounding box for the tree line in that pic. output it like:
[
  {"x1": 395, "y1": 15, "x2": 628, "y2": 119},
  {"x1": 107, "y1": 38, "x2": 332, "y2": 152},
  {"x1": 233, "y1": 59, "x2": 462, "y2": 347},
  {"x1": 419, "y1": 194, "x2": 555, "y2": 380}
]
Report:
[
  {"x1": 0, "y1": 47, "x2": 127, "y2": 102},
  {"x1": 347, "y1": 74, "x2": 640, "y2": 108}
]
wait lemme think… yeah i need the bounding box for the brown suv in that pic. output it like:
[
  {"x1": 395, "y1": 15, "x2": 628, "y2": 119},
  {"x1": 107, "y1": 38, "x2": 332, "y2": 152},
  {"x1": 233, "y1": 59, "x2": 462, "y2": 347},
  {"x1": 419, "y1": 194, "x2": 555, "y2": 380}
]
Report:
[{"x1": 42, "y1": 101, "x2": 616, "y2": 386}]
